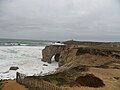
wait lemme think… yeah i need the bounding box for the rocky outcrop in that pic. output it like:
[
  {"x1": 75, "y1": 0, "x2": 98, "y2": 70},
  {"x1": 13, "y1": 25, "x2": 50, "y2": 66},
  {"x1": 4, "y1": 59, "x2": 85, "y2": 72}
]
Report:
[
  {"x1": 9, "y1": 66, "x2": 19, "y2": 70},
  {"x1": 63, "y1": 40, "x2": 120, "y2": 51},
  {"x1": 59, "y1": 47, "x2": 120, "y2": 67},
  {"x1": 76, "y1": 47, "x2": 120, "y2": 59},
  {"x1": 42, "y1": 45, "x2": 66, "y2": 63},
  {"x1": 42, "y1": 41, "x2": 120, "y2": 69},
  {"x1": 63, "y1": 40, "x2": 120, "y2": 47},
  {"x1": 38, "y1": 42, "x2": 120, "y2": 90}
]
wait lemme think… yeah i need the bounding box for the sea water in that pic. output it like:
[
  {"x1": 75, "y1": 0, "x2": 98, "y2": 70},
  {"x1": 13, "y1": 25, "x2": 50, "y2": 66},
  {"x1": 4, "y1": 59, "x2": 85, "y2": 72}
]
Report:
[{"x1": 0, "y1": 39, "x2": 59, "y2": 80}]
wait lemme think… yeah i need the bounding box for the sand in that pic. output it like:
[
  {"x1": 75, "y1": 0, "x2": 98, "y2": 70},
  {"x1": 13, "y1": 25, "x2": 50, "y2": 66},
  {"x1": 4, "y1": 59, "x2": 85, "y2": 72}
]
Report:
[{"x1": 2, "y1": 80, "x2": 29, "y2": 90}]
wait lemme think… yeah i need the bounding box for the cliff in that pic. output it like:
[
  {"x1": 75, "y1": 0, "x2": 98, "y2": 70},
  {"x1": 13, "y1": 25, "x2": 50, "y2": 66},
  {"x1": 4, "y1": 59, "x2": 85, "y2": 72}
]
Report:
[
  {"x1": 59, "y1": 47, "x2": 120, "y2": 68},
  {"x1": 37, "y1": 41, "x2": 120, "y2": 90},
  {"x1": 42, "y1": 41, "x2": 120, "y2": 68}
]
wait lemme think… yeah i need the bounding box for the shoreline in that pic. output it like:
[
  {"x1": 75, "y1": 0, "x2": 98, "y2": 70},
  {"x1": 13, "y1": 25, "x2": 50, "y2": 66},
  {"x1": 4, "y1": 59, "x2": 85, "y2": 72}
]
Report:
[{"x1": 0, "y1": 46, "x2": 58, "y2": 80}]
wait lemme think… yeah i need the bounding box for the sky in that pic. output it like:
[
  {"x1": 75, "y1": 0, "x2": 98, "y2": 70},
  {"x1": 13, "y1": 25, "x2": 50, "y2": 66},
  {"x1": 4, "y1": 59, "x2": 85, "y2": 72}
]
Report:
[{"x1": 0, "y1": 0, "x2": 120, "y2": 41}]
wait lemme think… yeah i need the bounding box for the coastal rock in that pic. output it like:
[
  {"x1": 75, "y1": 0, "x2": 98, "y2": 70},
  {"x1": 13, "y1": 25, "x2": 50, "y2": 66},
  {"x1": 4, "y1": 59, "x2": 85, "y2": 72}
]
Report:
[
  {"x1": 54, "y1": 53, "x2": 60, "y2": 62},
  {"x1": 42, "y1": 45, "x2": 66, "y2": 63},
  {"x1": 63, "y1": 40, "x2": 120, "y2": 48},
  {"x1": 43, "y1": 64, "x2": 48, "y2": 66},
  {"x1": 42, "y1": 41, "x2": 120, "y2": 69},
  {"x1": 59, "y1": 47, "x2": 120, "y2": 67},
  {"x1": 9, "y1": 66, "x2": 19, "y2": 70}
]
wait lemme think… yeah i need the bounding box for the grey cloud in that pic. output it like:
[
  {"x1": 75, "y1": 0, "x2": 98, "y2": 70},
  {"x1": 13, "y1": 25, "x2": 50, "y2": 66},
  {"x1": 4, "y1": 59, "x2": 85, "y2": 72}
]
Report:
[{"x1": 0, "y1": 0, "x2": 120, "y2": 41}]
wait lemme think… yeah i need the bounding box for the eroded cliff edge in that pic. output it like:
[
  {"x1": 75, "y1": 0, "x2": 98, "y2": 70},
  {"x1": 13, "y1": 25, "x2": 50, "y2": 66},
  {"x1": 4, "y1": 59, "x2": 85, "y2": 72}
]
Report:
[
  {"x1": 42, "y1": 41, "x2": 120, "y2": 69},
  {"x1": 34, "y1": 41, "x2": 120, "y2": 90}
]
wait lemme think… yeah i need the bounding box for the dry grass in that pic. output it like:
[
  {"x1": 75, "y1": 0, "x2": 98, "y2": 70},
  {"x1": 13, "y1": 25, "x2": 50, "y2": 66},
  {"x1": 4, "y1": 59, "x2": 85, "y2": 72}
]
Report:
[{"x1": 63, "y1": 67, "x2": 120, "y2": 90}]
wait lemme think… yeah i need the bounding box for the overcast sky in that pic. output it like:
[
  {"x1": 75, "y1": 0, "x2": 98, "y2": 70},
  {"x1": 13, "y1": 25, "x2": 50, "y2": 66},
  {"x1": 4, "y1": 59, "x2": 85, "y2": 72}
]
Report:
[{"x1": 0, "y1": 0, "x2": 120, "y2": 41}]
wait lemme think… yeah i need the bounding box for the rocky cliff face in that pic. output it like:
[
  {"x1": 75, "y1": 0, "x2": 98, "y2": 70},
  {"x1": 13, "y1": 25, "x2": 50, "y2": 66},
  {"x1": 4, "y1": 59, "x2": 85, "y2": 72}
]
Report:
[
  {"x1": 41, "y1": 42, "x2": 120, "y2": 90},
  {"x1": 59, "y1": 47, "x2": 120, "y2": 67},
  {"x1": 63, "y1": 40, "x2": 120, "y2": 47},
  {"x1": 42, "y1": 45, "x2": 66, "y2": 63},
  {"x1": 63, "y1": 40, "x2": 120, "y2": 50},
  {"x1": 76, "y1": 48, "x2": 120, "y2": 59},
  {"x1": 42, "y1": 41, "x2": 120, "y2": 70}
]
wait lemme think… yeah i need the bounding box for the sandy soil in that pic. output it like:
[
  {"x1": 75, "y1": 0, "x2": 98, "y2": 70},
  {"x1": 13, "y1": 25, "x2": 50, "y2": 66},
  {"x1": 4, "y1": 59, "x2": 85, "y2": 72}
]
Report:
[
  {"x1": 2, "y1": 80, "x2": 29, "y2": 90},
  {"x1": 70, "y1": 67, "x2": 120, "y2": 90}
]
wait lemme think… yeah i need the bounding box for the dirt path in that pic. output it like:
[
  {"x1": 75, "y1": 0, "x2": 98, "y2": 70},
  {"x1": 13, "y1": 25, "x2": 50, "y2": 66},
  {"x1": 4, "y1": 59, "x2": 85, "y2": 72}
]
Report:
[{"x1": 2, "y1": 80, "x2": 29, "y2": 90}]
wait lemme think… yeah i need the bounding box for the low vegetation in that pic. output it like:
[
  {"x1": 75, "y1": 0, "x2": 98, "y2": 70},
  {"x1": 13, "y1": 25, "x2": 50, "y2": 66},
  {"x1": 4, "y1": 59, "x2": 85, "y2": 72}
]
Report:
[{"x1": 26, "y1": 66, "x2": 105, "y2": 88}]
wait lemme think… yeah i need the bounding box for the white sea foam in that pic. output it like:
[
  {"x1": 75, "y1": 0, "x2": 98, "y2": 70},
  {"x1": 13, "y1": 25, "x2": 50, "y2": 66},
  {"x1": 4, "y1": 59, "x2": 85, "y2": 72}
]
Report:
[{"x1": 0, "y1": 46, "x2": 58, "y2": 80}]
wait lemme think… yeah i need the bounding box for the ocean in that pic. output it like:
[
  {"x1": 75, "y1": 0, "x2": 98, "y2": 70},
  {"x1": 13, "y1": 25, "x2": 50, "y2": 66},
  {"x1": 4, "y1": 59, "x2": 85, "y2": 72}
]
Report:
[
  {"x1": 0, "y1": 39, "x2": 59, "y2": 80},
  {"x1": 0, "y1": 39, "x2": 56, "y2": 46}
]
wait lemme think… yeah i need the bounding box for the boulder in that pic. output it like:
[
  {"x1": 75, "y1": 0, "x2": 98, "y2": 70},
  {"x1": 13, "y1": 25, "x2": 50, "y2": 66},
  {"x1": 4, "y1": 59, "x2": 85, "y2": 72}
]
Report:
[
  {"x1": 9, "y1": 66, "x2": 19, "y2": 70},
  {"x1": 43, "y1": 64, "x2": 48, "y2": 66}
]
